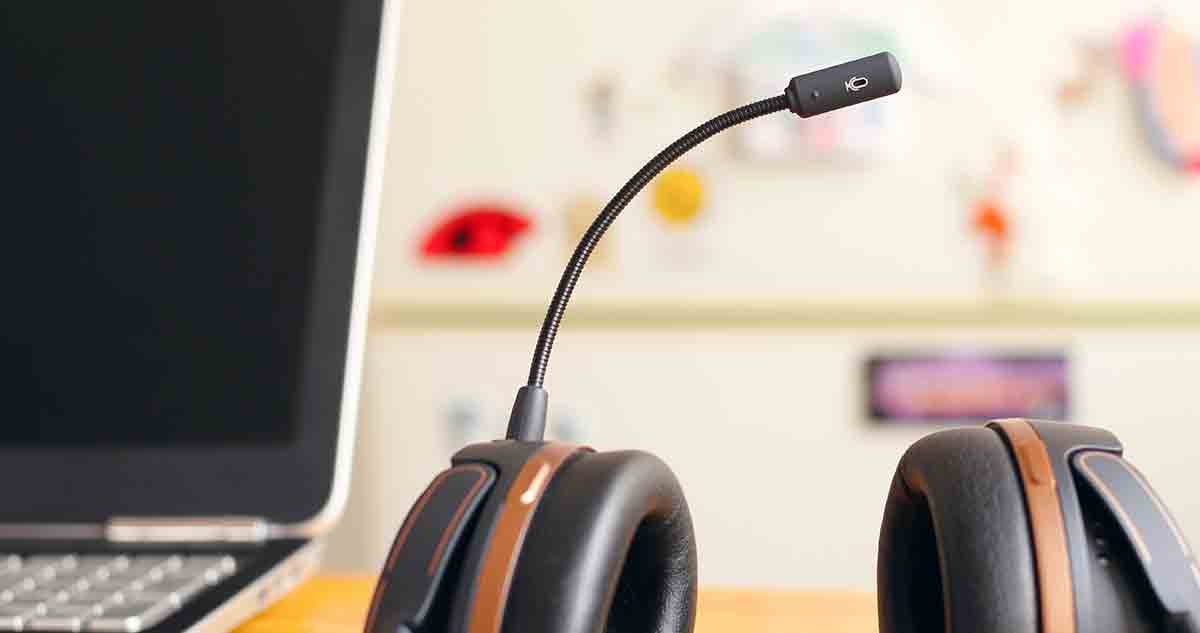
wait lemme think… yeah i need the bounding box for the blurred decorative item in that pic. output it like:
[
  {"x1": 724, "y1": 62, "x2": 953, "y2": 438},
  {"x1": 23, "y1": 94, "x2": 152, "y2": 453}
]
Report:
[
  {"x1": 1055, "y1": 19, "x2": 1200, "y2": 174},
  {"x1": 584, "y1": 74, "x2": 619, "y2": 142},
  {"x1": 647, "y1": 164, "x2": 712, "y2": 271},
  {"x1": 444, "y1": 398, "x2": 485, "y2": 451},
  {"x1": 419, "y1": 202, "x2": 533, "y2": 260},
  {"x1": 1056, "y1": 41, "x2": 1111, "y2": 107},
  {"x1": 724, "y1": 14, "x2": 907, "y2": 162},
  {"x1": 560, "y1": 75, "x2": 619, "y2": 268},
  {"x1": 972, "y1": 200, "x2": 1011, "y2": 268},
  {"x1": 967, "y1": 145, "x2": 1019, "y2": 276},
  {"x1": 1118, "y1": 18, "x2": 1200, "y2": 174},
  {"x1": 564, "y1": 193, "x2": 613, "y2": 266},
  {"x1": 551, "y1": 411, "x2": 585, "y2": 443},
  {"x1": 866, "y1": 351, "x2": 1069, "y2": 424},
  {"x1": 651, "y1": 165, "x2": 708, "y2": 228}
]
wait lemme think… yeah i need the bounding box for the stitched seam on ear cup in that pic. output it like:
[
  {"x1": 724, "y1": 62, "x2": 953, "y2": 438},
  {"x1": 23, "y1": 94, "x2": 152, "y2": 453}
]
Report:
[{"x1": 993, "y1": 420, "x2": 1076, "y2": 633}]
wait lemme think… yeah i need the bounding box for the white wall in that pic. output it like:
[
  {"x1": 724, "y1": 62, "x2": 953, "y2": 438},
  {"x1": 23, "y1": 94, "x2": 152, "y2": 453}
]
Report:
[
  {"x1": 372, "y1": 0, "x2": 1200, "y2": 303},
  {"x1": 323, "y1": 0, "x2": 1200, "y2": 589},
  {"x1": 327, "y1": 328, "x2": 1200, "y2": 589}
]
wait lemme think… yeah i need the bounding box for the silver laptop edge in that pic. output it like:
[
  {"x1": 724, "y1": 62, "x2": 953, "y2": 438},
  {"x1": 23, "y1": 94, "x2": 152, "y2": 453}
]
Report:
[
  {"x1": 186, "y1": 540, "x2": 325, "y2": 633},
  {"x1": 277, "y1": 0, "x2": 402, "y2": 541},
  {"x1": 0, "y1": 0, "x2": 401, "y2": 549},
  {"x1": 199, "y1": 5, "x2": 404, "y2": 627},
  {"x1": 0, "y1": 3, "x2": 399, "y2": 630}
]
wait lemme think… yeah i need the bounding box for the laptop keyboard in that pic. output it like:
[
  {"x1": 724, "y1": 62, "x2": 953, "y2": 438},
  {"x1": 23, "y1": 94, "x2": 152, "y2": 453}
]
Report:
[{"x1": 0, "y1": 554, "x2": 237, "y2": 632}]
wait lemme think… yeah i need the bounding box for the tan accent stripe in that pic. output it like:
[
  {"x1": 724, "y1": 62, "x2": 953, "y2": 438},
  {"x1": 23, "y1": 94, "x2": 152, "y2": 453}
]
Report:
[
  {"x1": 467, "y1": 444, "x2": 585, "y2": 633},
  {"x1": 428, "y1": 465, "x2": 492, "y2": 576},
  {"x1": 994, "y1": 420, "x2": 1076, "y2": 633}
]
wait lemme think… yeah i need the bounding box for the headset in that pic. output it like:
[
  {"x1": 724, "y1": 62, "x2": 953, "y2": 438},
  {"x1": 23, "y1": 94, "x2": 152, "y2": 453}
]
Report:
[{"x1": 364, "y1": 53, "x2": 1200, "y2": 633}]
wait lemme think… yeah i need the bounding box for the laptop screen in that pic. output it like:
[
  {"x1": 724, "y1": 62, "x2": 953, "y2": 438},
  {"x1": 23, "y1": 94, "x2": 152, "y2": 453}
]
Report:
[{"x1": 0, "y1": 3, "x2": 352, "y2": 445}]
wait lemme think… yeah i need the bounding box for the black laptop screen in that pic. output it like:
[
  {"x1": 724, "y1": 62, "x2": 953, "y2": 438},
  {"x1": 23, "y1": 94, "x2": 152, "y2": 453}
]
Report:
[{"x1": 0, "y1": 3, "x2": 351, "y2": 444}]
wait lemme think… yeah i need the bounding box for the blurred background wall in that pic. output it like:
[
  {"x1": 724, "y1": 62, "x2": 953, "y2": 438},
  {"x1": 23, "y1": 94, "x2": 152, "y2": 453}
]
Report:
[{"x1": 323, "y1": 0, "x2": 1200, "y2": 589}]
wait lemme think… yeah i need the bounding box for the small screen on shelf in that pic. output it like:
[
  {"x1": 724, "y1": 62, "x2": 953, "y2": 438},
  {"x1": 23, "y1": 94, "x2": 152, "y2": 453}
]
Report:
[{"x1": 866, "y1": 352, "x2": 1069, "y2": 424}]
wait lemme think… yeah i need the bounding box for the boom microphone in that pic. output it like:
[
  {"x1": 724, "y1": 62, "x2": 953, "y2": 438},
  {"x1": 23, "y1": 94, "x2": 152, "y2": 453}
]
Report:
[{"x1": 505, "y1": 52, "x2": 903, "y2": 442}]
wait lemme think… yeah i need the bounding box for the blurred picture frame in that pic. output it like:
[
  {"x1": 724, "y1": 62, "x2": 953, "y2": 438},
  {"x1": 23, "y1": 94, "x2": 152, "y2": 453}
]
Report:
[{"x1": 865, "y1": 349, "x2": 1069, "y2": 424}]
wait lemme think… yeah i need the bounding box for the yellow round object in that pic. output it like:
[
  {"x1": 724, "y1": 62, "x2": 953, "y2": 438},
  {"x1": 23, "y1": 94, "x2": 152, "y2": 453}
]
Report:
[{"x1": 652, "y1": 167, "x2": 706, "y2": 226}]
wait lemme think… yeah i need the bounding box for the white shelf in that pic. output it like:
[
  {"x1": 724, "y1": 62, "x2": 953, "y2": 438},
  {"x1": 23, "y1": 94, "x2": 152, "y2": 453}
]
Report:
[{"x1": 370, "y1": 294, "x2": 1200, "y2": 330}]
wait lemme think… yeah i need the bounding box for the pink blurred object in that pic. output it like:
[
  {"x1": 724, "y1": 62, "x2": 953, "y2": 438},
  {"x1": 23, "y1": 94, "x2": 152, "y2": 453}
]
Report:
[
  {"x1": 1118, "y1": 19, "x2": 1200, "y2": 173},
  {"x1": 867, "y1": 354, "x2": 1069, "y2": 423}
]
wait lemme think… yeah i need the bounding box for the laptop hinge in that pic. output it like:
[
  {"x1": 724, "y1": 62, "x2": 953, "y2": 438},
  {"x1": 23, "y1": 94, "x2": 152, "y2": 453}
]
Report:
[{"x1": 105, "y1": 517, "x2": 270, "y2": 544}]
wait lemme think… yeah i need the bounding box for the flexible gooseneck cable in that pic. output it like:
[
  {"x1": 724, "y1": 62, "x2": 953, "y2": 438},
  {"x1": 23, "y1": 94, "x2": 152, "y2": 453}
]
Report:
[
  {"x1": 529, "y1": 95, "x2": 789, "y2": 389},
  {"x1": 506, "y1": 52, "x2": 902, "y2": 441}
]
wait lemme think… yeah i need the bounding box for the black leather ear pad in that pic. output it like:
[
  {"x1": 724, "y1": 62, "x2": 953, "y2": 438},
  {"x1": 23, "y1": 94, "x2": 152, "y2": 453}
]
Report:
[
  {"x1": 878, "y1": 426, "x2": 1039, "y2": 633},
  {"x1": 501, "y1": 450, "x2": 697, "y2": 633}
]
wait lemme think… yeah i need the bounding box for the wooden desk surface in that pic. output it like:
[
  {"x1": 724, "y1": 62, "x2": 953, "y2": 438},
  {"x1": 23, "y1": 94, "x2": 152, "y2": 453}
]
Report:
[{"x1": 234, "y1": 576, "x2": 877, "y2": 633}]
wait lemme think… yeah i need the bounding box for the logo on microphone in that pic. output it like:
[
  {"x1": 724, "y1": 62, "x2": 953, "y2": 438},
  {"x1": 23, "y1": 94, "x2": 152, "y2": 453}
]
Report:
[{"x1": 845, "y1": 76, "x2": 869, "y2": 92}]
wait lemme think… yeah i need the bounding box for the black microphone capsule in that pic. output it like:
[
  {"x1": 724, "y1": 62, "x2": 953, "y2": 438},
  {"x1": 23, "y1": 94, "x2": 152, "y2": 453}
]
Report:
[{"x1": 784, "y1": 51, "x2": 902, "y2": 118}]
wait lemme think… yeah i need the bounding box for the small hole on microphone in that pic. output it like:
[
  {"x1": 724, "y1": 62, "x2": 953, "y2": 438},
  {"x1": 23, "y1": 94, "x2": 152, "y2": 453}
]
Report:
[{"x1": 810, "y1": 90, "x2": 820, "y2": 100}]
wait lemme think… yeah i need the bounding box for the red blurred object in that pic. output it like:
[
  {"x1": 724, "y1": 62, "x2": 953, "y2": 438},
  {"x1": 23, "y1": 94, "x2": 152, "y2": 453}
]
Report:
[
  {"x1": 973, "y1": 201, "x2": 1010, "y2": 240},
  {"x1": 969, "y1": 147, "x2": 1017, "y2": 271},
  {"x1": 420, "y1": 204, "x2": 533, "y2": 259},
  {"x1": 972, "y1": 200, "x2": 1011, "y2": 269}
]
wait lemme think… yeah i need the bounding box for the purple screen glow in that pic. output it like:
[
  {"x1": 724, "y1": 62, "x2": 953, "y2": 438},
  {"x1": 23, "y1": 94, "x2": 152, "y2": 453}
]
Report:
[{"x1": 866, "y1": 353, "x2": 1069, "y2": 423}]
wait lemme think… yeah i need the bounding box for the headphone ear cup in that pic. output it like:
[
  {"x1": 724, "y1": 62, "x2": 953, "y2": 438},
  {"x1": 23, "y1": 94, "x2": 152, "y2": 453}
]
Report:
[
  {"x1": 501, "y1": 450, "x2": 697, "y2": 633},
  {"x1": 878, "y1": 427, "x2": 1040, "y2": 633},
  {"x1": 365, "y1": 464, "x2": 496, "y2": 633}
]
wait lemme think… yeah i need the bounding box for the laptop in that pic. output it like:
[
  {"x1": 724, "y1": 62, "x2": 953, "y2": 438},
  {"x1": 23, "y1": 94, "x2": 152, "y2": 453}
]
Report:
[{"x1": 0, "y1": 0, "x2": 397, "y2": 630}]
